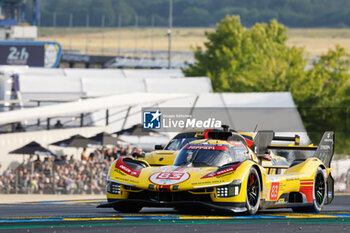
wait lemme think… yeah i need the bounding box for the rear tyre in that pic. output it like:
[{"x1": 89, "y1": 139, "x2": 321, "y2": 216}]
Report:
[
  {"x1": 245, "y1": 167, "x2": 261, "y2": 215},
  {"x1": 292, "y1": 167, "x2": 326, "y2": 213},
  {"x1": 113, "y1": 205, "x2": 142, "y2": 213}
]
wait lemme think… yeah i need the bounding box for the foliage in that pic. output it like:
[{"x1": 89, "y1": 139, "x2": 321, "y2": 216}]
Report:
[
  {"x1": 292, "y1": 46, "x2": 350, "y2": 152},
  {"x1": 183, "y1": 16, "x2": 350, "y2": 153},
  {"x1": 183, "y1": 16, "x2": 306, "y2": 93},
  {"x1": 36, "y1": 0, "x2": 350, "y2": 27}
]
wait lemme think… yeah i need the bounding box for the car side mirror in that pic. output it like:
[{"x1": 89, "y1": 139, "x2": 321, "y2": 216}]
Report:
[
  {"x1": 257, "y1": 154, "x2": 272, "y2": 161},
  {"x1": 132, "y1": 152, "x2": 145, "y2": 158},
  {"x1": 155, "y1": 145, "x2": 164, "y2": 150}
]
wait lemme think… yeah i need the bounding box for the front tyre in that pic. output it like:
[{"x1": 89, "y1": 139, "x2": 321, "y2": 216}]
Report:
[
  {"x1": 292, "y1": 167, "x2": 326, "y2": 213},
  {"x1": 245, "y1": 167, "x2": 261, "y2": 215}
]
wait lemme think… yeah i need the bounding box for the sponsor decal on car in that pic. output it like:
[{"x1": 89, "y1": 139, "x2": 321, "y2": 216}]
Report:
[
  {"x1": 201, "y1": 162, "x2": 242, "y2": 179},
  {"x1": 115, "y1": 158, "x2": 141, "y2": 178},
  {"x1": 184, "y1": 145, "x2": 229, "y2": 150},
  {"x1": 269, "y1": 182, "x2": 280, "y2": 201},
  {"x1": 149, "y1": 171, "x2": 190, "y2": 185}
]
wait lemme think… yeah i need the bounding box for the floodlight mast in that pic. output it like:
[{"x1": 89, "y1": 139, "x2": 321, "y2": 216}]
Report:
[{"x1": 168, "y1": 0, "x2": 173, "y2": 69}]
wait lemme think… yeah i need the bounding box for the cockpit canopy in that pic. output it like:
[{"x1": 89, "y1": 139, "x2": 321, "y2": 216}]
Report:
[
  {"x1": 164, "y1": 132, "x2": 204, "y2": 151},
  {"x1": 173, "y1": 141, "x2": 250, "y2": 167}
]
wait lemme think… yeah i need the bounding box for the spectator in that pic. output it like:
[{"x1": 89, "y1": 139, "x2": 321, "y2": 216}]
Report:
[
  {"x1": 94, "y1": 150, "x2": 103, "y2": 161},
  {"x1": 88, "y1": 152, "x2": 95, "y2": 162},
  {"x1": 104, "y1": 148, "x2": 113, "y2": 161},
  {"x1": 0, "y1": 178, "x2": 3, "y2": 190},
  {"x1": 81, "y1": 148, "x2": 88, "y2": 161},
  {"x1": 54, "y1": 120, "x2": 63, "y2": 129},
  {"x1": 113, "y1": 146, "x2": 120, "y2": 160},
  {"x1": 126, "y1": 145, "x2": 132, "y2": 155},
  {"x1": 69, "y1": 155, "x2": 75, "y2": 163},
  {"x1": 120, "y1": 147, "x2": 127, "y2": 156}
]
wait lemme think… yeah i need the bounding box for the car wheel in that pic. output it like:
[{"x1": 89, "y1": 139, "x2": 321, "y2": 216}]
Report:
[
  {"x1": 292, "y1": 167, "x2": 326, "y2": 213},
  {"x1": 113, "y1": 205, "x2": 142, "y2": 213},
  {"x1": 245, "y1": 167, "x2": 261, "y2": 215}
]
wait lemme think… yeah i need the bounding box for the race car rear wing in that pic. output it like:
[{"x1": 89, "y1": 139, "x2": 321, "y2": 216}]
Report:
[
  {"x1": 313, "y1": 131, "x2": 334, "y2": 168},
  {"x1": 252, "y1": 131, "x2": 334, "y2": 167}
]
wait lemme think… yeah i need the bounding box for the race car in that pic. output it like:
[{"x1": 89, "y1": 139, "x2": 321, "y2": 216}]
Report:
[
  {"x1": 98, "y1": 128, "x2": 334, "y2": 215},
  {"x1": 143, "y1": 128, "x2": 254, "y2": 166}
]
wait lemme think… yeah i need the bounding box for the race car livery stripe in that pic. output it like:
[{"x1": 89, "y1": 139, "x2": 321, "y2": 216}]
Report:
[
  {"x1": 227, "y1": 141, "x2": 246, "y2": 147},
  {"x1": 115, "y1": 158, "x2": 141, "y2": 178},
  {"x1": 184, "y1": 145, "x2": 229, "y2": 150},
  {"x1": 299, "y1": 185, "x2": 313, "y2": 203},
  {"x1": 300, "y1": 179, "x2": 314, "y2": 186}
]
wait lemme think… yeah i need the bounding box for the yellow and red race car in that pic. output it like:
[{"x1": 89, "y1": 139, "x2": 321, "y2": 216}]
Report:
[{"x1": 98, "y1": 128, "x2": 334, "y2": 215}]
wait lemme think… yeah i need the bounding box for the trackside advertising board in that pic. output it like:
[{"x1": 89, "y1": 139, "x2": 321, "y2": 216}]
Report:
[{"x1": 0, "y1": 41, "x2": 61, "y2": 68}]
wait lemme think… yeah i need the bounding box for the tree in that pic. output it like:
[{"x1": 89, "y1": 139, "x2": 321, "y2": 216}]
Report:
[
  {"x1": 38, "y1": 0, "x2": 350, "y2": 28},
  {"x1": 183, "y1": 15, "x2": 350, "y2": 153},
  {"x1": 177, "y1": 7, "x2": 212, "y2": 26},
  {"x1": 183, "y1": 15, "x2": 306, "y2": 93},
  {"x1": 291, "y1": 45, "x2": 350, "y2": 153},
  {"x1": 88, "y1": 0, "x2": 115, "y2": 27}
]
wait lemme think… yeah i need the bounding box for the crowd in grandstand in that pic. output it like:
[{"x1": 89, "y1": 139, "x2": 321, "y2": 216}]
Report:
[
  {"x1": 335, "y1": 170, "x2": 350, "y2": 193},
  {"x1": 0, "y1": 145, "x2": 145, "y2": 194},
  {"x1": 1, "y1": 145, "x2": 350, "y2": 194}
]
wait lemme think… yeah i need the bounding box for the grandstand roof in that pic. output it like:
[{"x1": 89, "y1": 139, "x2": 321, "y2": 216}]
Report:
[{"x1": 0, "y1": 92, "x2": 194, "y2": 125}]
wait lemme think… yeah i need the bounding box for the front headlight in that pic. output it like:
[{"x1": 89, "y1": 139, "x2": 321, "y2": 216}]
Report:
[
  {"x1": 107, "y1": 181, "x2": 121, "y2": 195},
  {"x1": 216, "y1": 180, "x2": 241, "y2": 198}
]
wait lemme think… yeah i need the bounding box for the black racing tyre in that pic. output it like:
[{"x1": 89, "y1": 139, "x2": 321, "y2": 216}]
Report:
[
  {"x1": 292, "y1": 167, "x2": 326, "y2": 213},
  {"x1": 113, "y1": 205, "x2": 142, "y2": 213},
  {"x1": 245, "y1": 167, "x2": 261, "y2": 215}
]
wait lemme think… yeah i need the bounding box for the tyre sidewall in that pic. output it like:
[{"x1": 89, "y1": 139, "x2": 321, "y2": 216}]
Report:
[
  {"x1": 312, "y1": 167, "x2": 327, "y2": 212},
  {"x1": 245, "y1": 167, "x2": 261, "y2": 215}
]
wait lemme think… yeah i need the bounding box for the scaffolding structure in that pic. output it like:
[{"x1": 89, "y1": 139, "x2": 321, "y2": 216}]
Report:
[{"x1": 0, "y1": 0, "x2": 39, "y2": 26}]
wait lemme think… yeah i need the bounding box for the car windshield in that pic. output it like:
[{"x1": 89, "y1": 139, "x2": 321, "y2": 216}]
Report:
[
  {"x1": 173, "y1": 143, "x2": 249, "y2": 167},
  {"x1": 164, "y1": 132, "x2": 202, "y2": 150},
  {"x1": 164, "y1": 138, "x2": 197, "y2": 150}
]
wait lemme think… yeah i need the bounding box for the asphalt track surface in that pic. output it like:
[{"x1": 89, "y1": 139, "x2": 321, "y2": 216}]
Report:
[{"x1": 0, "y1": 195, "x2": 349, "y2": 233}]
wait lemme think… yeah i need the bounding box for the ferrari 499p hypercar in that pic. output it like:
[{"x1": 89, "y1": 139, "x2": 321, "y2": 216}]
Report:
[{"x1": 98, "y1": 129, "x2": 334, "y2": 215}]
